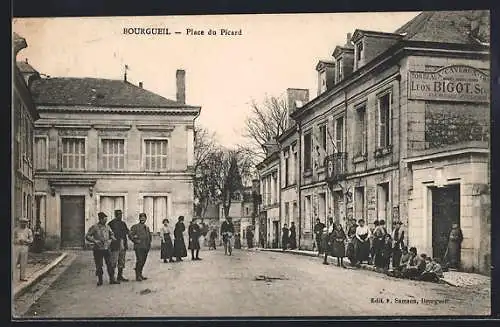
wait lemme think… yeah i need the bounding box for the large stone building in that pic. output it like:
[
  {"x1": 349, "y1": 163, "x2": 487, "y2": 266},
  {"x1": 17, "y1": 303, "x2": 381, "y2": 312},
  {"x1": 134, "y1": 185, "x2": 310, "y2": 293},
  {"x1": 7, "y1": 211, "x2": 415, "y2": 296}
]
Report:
[
  {"x1": 284, "y1": 10, "x2": 489, "y2": 273},
  {"x1": 28, "y1": 68, "x2": 200, "y2": 249},
  {"x1": 13, "y1": 33, "x2": 39, "y2": 227}
]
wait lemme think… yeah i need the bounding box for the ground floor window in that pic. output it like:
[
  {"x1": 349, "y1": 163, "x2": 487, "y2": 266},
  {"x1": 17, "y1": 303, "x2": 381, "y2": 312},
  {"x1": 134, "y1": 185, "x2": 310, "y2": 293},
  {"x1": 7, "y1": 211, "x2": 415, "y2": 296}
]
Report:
[
  {"x1": 377, "y1": 183, "x2": 390, "y2": 225},
  {"x1": 99, "y1": 196, "x2": 125, "y2": 220},
  {"x1": 143, "y1": 196, "x2": 168, "y2": 233}
]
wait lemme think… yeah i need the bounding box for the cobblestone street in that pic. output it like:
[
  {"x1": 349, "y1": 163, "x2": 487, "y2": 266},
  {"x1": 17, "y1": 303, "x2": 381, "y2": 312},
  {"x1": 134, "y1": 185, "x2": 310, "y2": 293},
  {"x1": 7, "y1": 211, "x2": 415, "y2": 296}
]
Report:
[{"x1": 21, "y1": 248, "x2": 490, "y2": 317}]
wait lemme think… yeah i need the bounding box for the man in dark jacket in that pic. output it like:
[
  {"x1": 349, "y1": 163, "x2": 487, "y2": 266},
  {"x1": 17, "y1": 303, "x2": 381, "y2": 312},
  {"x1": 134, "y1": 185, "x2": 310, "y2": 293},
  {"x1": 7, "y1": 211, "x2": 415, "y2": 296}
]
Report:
[
  {"x1": 129, "y1": 213, "x2": 152, "y2": 281},
  {"x1": 188, "y1": 220, "x2": 202, "y2": 260},
  {"x1": 313, "y1": 218, "x2": 326, "y2": 255},
  {"x1": 108, "y1": 209, "x2": 130, "y2": 282}
]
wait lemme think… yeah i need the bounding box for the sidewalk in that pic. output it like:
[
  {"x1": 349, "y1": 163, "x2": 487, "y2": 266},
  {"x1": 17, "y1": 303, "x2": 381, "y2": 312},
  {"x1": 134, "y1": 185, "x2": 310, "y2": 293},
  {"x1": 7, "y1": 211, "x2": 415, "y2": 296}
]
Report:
[
  {"x1": 13, "y1": 251, "x2": 68, "y2": 298},
  {"x1": 250, "y1": 247, "x2": 491, "y2": 288}
]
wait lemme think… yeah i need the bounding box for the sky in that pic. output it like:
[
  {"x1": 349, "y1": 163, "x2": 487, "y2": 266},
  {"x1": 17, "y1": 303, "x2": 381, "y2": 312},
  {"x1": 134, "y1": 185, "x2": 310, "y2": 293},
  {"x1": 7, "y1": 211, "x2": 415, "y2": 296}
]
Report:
[{"x1": 13, "y1": 12, "x2": 419, "y2": 147}]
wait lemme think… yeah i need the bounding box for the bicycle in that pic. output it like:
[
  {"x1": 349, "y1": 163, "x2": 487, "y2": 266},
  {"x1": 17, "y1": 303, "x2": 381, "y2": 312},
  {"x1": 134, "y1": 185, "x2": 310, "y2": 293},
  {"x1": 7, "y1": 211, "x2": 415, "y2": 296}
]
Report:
[{"x1": 222, "y1": 232, "x2": 233, "y2": 256}]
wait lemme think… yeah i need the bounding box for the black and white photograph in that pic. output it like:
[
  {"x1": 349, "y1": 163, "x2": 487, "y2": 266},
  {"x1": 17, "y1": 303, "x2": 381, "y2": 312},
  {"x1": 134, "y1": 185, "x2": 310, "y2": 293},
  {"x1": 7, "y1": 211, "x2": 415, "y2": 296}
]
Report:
[{"x1": 11, "y1": 10, "x2": 491, "y2": 318}]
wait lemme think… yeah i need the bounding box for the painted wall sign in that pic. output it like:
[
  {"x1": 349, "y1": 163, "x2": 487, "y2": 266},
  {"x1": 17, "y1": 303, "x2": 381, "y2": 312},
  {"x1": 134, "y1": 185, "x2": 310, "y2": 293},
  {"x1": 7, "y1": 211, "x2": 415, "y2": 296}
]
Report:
[{"x1": 408, "y1": 65, "x2": 489, "y2": 103}]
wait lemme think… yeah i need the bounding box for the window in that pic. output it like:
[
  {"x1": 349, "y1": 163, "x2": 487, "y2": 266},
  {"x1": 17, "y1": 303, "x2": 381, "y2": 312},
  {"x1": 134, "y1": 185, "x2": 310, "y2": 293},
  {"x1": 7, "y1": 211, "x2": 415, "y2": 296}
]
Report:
[
  {"x1": 284, "y1": 149, "x2": 290, "y2": 187},
  {"x1": 354, "y1": 187, "x2": 365, "y2": 220},
  {"x1": 292, "y1": 201, "x2": 298, "y2": 224},
  {"x1": 102, "y1": 139, "x2": 125, "y2": 170},
  {"x1": 144, "y1": 139, "x2": 168, "y2": 171},
  {"x1": 377, "y1": 92, "x2": 392, "y2": 148},
  {"x1": 356, "y1": 41, "x2": 363, "y2": 64},
  {"x1": 62, "y1": 138, "x2": 86, "y2": 170},
  {"x1": 335, "y1": 117, "x2": 344, "y2": 152},
  {"x1": 319, "y1": 124, "x2": 327, "y2": 151},
  {"x1": 355, "y1": 104, "x2": 367, "y2": 156},
  {"x1": 292, "y1": 145, "x2": 298, "y2": 184},
  {"x1": 284, "y1": 202, "x2": 290, "y2": 225},
  {"x1": 304, "y1": 132, "x2": 312, "y2": 171},
  {"x1": 318, "y1": 193, "x2": 326, "y2": 221},
  {"x1": 377, "y1": 183, "x2": 390, "y2": 224},
  {"x1": 99, "y1": 196, "x2": 125, "y2": 220},
  {"x1": 35, "y1": 194, "x2": 46, "y2": 230},
  {"x1": 336, "y1": 58, "x2": 343, "y2": 82},
  {"x1": 34, "y1": 137, "x2": 48, "y2": 170},
  {"x1": 320, "y1": 72, "x2": 327, "y2": 93},
  {"x1": 304, "y1": 195, "x2": 312, "y2": 232},
  {"x1": 143, "y1": 196, "x2": 168, "y2": 233}
]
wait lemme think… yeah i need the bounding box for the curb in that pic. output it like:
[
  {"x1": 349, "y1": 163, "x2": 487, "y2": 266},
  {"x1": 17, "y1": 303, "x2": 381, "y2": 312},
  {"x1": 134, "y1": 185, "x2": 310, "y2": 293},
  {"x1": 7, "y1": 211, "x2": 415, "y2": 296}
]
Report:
[
  {"x1": 13, "y1": 252, "x2": 68, "y2": 299},
  {"x1": 256, "y1": 248, "x2": 460, "y2": 285}
]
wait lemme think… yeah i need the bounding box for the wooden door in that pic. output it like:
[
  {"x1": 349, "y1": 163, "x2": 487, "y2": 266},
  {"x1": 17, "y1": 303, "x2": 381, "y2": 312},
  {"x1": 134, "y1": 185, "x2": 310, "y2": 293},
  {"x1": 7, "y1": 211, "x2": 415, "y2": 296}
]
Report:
[
  {"x1": 61, "y1": 196, "x2": 85, "y2": 248},
  {"x1": 432, "y1": 185, "x2": 460, "y2": 260}
]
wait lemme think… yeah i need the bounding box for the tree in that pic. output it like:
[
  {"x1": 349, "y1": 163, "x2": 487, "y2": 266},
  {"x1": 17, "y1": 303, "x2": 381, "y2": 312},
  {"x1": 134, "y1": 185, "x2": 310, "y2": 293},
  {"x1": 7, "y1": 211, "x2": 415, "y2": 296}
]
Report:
[
  {"x1": 193, "y1": 126, "x2": 217, "y2": 218},
  {"x1": 243, "y1": 95, "x2": 289, "y2": 160}
]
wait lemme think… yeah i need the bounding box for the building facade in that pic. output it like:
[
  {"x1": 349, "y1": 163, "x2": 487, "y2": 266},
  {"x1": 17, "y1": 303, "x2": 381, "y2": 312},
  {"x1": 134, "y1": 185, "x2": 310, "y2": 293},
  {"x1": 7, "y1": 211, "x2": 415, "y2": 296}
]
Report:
[
  {"x1": 30, "y1": 69, "x2": 200, "y2": 249},
  {"x1": 13, "y1": 33, "x2": 40, "y2": 227},
  {"x1": 289, "y1": 10, "x2": 490, "y2": 273},
  {"x1": 256, "y1": 147, "x2": 280, "y2": 248}
]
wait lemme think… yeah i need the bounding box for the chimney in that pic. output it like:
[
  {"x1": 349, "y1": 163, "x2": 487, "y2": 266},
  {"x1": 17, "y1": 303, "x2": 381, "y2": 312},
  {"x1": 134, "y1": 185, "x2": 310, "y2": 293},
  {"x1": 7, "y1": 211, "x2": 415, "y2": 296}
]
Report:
[
  {"x1": 139, "y1": 81, "x2": 143, "y2": 88},
  {"x1": 176, "y1": 69, "x2": 186, "y2": 104},
  {"x1": 346, "y1": 33, "x2": 352, "y2": 46}
]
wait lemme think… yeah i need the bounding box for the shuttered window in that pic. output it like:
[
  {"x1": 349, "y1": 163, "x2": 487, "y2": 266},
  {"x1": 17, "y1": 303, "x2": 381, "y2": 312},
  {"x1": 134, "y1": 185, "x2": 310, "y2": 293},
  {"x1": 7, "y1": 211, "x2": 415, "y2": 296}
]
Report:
[
  {"x1": 62, "y1": 138, "x2": 86, "y2": 170},
  {"x1": 34, "y1": 137, "x2": 48, "y2": 170},
  {"x1": 99, "y1": 196, "x2": 125, "y2": 219},
  {"x1": 102, "y1": 139, "x2": 125, "y2": 170},
  {"x1": 144, "y1": 139, "x2": 168, "y2": 171},
  {"x1": 142, "y1": 196, "x2": 167, "y2": 233}
]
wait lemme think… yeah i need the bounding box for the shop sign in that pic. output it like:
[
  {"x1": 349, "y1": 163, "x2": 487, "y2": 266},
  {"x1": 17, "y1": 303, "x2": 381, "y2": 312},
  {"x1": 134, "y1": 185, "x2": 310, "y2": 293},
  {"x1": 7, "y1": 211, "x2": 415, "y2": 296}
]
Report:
[{"x1": 408, "y1": 65, "x2": 489, "y2": 103}]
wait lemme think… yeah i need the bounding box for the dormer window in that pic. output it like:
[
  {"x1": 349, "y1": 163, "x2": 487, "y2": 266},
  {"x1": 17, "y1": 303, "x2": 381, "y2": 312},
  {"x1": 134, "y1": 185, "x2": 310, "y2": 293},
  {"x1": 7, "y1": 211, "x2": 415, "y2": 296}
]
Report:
[
  {"x1": 355, "y1": 41, "x2": 363, "y2": 65},
  {"x1": 336, "y1": 57, "x2": 343, "y2": 83},
  {"x1": 320, "y1": 71, "x2": 327, "y2": 93}
]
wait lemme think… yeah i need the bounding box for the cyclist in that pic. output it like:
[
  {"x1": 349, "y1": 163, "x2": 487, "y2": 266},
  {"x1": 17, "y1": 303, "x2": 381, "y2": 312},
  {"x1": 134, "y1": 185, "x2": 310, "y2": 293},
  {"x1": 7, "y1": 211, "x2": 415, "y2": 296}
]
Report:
[{"x1": 221, "y1": 216, "x2": 235, "y2": 256}]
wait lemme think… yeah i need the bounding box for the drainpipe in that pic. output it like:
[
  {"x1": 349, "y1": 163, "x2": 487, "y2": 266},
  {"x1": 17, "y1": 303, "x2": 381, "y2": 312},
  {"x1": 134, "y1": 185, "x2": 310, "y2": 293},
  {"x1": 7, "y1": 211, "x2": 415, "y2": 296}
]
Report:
[
  {"x1": 344, "y1": 90, "x2": 349, "y2": 230},
  {"x1": 297, "y1": 122, "x2": 302, "y2": 249}
]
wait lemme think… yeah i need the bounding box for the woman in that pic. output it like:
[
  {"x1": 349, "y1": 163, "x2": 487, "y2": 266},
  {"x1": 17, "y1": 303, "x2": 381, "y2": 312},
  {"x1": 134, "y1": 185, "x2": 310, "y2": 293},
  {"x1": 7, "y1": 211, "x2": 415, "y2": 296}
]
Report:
[
  {"x1": 160, "y1": 219, "x2": 174, "y2": 263},
  {"x1": 173, "y1": 216, "x2": 188, "y2": 262},
  {"x1": 355, "y1": 219, "x2": 371, "y2": 266},
  {"x1": 188, "y1": 220, "x2": 202, "y2": 260},
  {"x1": 346, "y1": 218, "x2": 358, "y2": 266},
  {"x1": 289, "y1": 222, "x2": 297, "y2": 249},
  {"x1": 282, "y1": 224, "x2": 290, "y2": 251},
  {"x1": 332, "y1": 223, "x2": 347, "y2": 267}
]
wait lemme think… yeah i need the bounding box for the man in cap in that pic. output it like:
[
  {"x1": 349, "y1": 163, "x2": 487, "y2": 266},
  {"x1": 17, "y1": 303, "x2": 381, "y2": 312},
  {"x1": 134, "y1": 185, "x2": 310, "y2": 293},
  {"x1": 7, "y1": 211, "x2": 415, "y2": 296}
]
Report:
[
  {"x1": 108, "y1": 209, "x2": 130, "y2": 282},
  {"x1": 129, "y1": 213, "x2": 152, "y2": 281},
  {"x1": 85, "y1": 212, "x2": 120, "y2": 286},
  {"x1": 13, "y1": 217, "x2": 33, "y2": 281}
]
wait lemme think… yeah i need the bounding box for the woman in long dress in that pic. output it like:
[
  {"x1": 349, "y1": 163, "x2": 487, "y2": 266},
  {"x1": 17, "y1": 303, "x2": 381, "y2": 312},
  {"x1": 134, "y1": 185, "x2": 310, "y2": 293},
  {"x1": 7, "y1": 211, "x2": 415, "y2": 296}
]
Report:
[
  {"x1": 173, "y1": 216, "x2": 187, "y2": 262},
  {"x1": 281, "y1": 224, "x2": 289, "y2": 251},
  {"x1": 355, "y1": 219, "x2": 371, "y2": 266},
  {"x1": 160, "y1": 219, "x2": 174, "y2": 263},
  {"x1": 332, "y1": 223, "x2": 347, "y2": 267},
  {"x1": 188, "y1": 220, "x2": 202, "y2": 260}
]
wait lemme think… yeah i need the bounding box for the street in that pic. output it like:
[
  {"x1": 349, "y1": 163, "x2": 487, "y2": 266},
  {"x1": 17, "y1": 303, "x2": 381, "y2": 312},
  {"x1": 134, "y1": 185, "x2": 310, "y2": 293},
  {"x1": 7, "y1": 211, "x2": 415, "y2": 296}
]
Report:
[{"x1": 22, "y1": 248, "x2": 490, "y2": 317}]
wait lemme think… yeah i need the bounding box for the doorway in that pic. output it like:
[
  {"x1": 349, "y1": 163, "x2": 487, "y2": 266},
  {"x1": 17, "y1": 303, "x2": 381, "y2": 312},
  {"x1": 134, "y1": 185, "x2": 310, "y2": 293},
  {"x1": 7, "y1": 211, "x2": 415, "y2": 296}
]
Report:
[
  {"x1": 273, "y1": 221, "x2": 279, "y2": 248},
  {"x1": 61, "y1": 196, "x2": 85, "y2": 248},
  {"x1": 431, "y1": 184, "x2": 460, "y2": 260}
]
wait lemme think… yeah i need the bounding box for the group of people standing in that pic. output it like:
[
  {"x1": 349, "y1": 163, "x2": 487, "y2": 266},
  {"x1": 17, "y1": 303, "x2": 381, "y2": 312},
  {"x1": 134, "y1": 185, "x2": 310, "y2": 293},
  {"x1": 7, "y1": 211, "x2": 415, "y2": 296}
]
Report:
[
  {"x1": 280, "y1": 222, "x2": 297, "y2": 250},
  {"x1": 85, "y1": 210, "x2": 205, "y2": 286},
  {"x1": 311, "y1": 218, "x2": 464, "y2": 283}
]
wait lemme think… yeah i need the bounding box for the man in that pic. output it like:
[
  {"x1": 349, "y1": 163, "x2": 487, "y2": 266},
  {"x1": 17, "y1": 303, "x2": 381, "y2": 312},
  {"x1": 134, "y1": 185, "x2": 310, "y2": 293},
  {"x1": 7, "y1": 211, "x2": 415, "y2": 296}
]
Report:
[
  {"x1": 446, "y1": 223, "x2": 463, "y2": 270},
  {"x1": 247, "y1": 228, "x2": 254, "y2": 249},
  {"x1": 420, "y1": 257, "x2": 444, "y2": 282},
  {"x1": 13, "y1": 217, "x2": 33, "y2": 282},
  {"x1": 85, "y1": 212, "x2": 119, "y2": 286},
  {"x1": 346, "y1": 218, "x2": 358, "y2": 265},
  {"x1": 108, "y1": 209, "x2": 130, "y2": 282},
  {"x1": 129, "y1": 213, "x2": 152, "y2": 281},
  {"x1": 403, "y1": 248, "x2": 426, "y2": 279},
  {"x1": 281, "y1": 223, "x2": 289, "y2": 251},
  {"x1": 188, "y1": 220, "x2": 202, "y2": 260},
  {"x1": 209, "y1": 228, "x2": 218, "y2": 250},
  {"x1": 313, "y1": 218, "x2": 326, "y2": 256},
  {"x1": 221, "y1": 216, "x2": 235, "y2": 255},
  {"x1": 391, "y1": 221, "x2": 405, "y2": 270}
]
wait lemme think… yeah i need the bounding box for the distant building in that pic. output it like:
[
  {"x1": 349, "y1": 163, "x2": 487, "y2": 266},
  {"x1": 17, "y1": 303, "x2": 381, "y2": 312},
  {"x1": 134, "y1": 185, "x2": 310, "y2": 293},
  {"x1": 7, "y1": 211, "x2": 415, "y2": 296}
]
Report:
[
  {"x1": 289, "y1": 10, "x2": 490, "y2": 273},
  {"x1": 29, "y1": 67, "x2": 200, "y2": 249},
  {"x1": 13, "y1": 33, "x2": 40, "y2": 227}
]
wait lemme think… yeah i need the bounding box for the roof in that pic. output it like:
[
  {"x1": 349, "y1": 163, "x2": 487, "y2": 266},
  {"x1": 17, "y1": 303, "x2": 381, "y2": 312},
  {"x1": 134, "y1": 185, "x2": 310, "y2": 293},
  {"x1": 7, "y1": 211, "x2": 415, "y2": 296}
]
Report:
[
  {"x1": 16, "y1": 61, "x2": 38, "y2": 74},
  {"x1": 395, "y1": 10, "x2": 490, "y2": 44},
  {"x1": 30, "y1": 77, "x2": 197, "y2": 108}
]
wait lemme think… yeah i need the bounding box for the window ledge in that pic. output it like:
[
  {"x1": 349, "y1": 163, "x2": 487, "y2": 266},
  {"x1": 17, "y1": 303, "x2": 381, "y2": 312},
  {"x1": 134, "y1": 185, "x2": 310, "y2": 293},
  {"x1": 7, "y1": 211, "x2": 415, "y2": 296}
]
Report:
[
  {"x1": 353, "y1": 155, "x2": 367, "y2": 164},
  {"x1": 374, "y1": 146, "x2": 392, "y2": 158}
]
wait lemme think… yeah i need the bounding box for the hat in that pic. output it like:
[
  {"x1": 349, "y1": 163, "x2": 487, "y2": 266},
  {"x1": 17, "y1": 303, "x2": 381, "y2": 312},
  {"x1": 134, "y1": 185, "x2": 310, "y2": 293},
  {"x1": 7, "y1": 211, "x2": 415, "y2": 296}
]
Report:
[
  {"x1": 98, "y1": 212, "x2": 107, "y2": 219},
  {"x1": 395, "y1": 221, "x2": 403, "y2": 225},
  {"x1": 19, "y1": 217, "x2": 29, "y2": 223}
]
